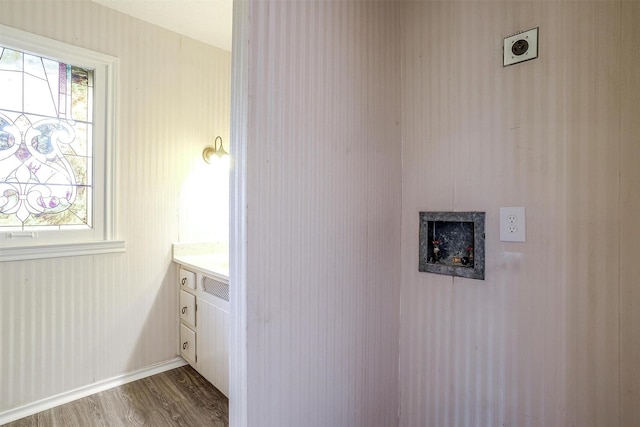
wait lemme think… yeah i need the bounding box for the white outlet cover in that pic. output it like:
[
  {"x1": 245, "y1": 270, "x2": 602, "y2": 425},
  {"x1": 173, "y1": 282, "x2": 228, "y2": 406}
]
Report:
[
  {"x1": 500, "y1": 207, "x2": 526, "y2": 242},
  {"x1": 503, "y1": 27, "x2": 538, "y2": 66}
]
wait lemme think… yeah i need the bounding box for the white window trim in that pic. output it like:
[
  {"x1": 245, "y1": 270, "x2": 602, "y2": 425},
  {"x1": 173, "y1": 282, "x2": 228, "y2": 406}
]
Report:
[{"x1": 0, "y1": 25, "x2": 124, "y2": 261}]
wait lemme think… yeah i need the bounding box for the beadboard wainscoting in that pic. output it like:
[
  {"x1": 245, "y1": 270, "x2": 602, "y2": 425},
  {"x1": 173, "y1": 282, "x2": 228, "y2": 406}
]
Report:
[{"x1": 241, "y1": 1, "x2": 402, "y2": 426}]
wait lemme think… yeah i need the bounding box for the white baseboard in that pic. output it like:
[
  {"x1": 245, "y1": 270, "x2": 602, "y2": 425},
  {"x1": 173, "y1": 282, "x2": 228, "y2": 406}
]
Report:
[{"x1": 0, "y1": 357, "x2": 188, "y2": 425}]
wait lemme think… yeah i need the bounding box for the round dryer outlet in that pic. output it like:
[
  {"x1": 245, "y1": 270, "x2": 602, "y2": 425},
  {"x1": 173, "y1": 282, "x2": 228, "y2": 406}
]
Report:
[{"x1": 503, "y1": 27, "x2": 538, "y2": 66}]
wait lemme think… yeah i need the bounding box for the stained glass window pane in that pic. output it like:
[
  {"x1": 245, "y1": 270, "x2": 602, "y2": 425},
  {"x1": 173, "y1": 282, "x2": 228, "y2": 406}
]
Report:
[
  {"x1": 0, "y1": 48, "x2": 23, "y2": 111},
  {"x1": 0, "y1": 45, "x2": 94, "y2": 231}
]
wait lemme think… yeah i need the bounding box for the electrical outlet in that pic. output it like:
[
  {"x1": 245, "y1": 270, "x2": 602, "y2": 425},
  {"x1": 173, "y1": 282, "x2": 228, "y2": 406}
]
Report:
[{"x1": 500, "y1": 207, "x2": 526, "y2": 242}]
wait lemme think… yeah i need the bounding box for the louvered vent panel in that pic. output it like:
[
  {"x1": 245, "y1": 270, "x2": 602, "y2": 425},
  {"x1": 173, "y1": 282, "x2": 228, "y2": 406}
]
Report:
[{"x1": 202, "y1": 276, "x2": 229, "y2": 301}]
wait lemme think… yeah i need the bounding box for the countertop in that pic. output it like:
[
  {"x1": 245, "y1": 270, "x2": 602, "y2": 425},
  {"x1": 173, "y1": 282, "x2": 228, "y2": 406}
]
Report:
[{"x1": 172, "y1": 242, "x2": 229, "y2": 279}]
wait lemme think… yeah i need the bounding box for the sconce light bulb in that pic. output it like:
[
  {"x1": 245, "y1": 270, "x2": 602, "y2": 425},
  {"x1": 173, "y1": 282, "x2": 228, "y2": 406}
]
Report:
[{"x1": 202, "y1": 146, "x2": 217, "y2": 163}]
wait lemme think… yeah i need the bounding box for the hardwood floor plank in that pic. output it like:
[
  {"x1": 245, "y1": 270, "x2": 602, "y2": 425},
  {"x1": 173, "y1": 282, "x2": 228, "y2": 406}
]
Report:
[
  {"x1": 3, "y1": 366, "x2": 228, "y2": 427},
  {"x1": 4, "y1": 416, "x2": 36, "y2": 427}
]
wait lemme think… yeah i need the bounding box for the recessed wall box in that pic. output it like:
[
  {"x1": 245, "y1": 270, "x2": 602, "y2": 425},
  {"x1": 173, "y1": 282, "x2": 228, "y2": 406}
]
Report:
[
  {"x1": 419, "y1": 211, "x2": 486, "y2": 280},
  {"x1": 503, "y1": 27, "x2": 538, "y2": 66}
]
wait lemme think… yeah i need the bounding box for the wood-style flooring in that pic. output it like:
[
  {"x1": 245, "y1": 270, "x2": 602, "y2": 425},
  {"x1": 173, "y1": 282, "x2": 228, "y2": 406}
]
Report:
[{"x1": 5, "y1": 365, "x2": 228, "y2": 427}]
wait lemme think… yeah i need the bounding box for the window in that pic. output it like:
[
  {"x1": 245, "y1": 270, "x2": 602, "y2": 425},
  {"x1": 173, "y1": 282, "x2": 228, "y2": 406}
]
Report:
[{"x1": 0, "y1": 25, "x2": 123, "y2": 261}]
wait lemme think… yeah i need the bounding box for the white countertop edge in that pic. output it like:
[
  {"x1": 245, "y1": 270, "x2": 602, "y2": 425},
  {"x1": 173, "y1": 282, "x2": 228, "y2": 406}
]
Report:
[{"x1": 173, "y1": 254, "x2": 229, "y2": 280}]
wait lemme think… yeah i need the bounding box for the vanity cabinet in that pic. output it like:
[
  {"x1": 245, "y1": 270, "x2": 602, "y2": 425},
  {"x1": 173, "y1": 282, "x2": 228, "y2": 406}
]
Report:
[{"x1": 177, "y1": 266, "x2": 229, "y2": 397}]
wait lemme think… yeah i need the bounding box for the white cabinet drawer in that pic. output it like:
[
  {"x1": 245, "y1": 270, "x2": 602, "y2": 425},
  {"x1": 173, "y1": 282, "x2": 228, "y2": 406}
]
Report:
[
  {"x1": 179, "y1": 290, "x2": 196, "y2": 327},
  {"x1": 180, "y1": 323, "x2": 196, "y2": 364},
  {"x1": 179, "y1": 267, "x2": 196, "y2": 289}
]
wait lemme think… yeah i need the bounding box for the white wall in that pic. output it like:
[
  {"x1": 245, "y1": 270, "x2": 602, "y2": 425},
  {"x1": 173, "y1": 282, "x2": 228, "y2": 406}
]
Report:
[
  {"x1": 399, "y1": 1, "x2": 640, "y2": 426},
  {"x1": 0, "y1": 0, "x2": 230, "y2": 415},
  {"x1": 243, "y1": 1, "x2": 401, "y2": 426}
]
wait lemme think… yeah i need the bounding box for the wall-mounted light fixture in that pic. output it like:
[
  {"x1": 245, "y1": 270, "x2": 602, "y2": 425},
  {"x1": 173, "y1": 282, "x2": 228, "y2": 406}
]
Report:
[{"x1": 202, "y1": 136, "x2": 229, "y2": 163}]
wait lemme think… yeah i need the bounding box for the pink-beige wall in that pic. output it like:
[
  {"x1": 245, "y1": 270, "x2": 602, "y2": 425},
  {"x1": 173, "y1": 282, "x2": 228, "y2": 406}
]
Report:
[
  {"x1": 619, "y1": 3, "x2": 640, "y2": 425},
  {"x1": 398, "y1": 1, "x2": 640, "y2": 426},
  {"x1": 243, "y1": 1, "x2": 401, "y2": 426}
]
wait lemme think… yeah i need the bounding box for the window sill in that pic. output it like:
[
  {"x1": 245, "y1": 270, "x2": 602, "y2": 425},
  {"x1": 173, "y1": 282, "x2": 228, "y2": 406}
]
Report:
[{"x1": 0, "y1": 241, "x2": 126, "y2": 262}]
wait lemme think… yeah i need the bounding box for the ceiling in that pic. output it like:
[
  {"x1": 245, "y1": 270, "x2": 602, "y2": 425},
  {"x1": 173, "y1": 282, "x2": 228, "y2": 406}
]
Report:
[{"x1": 91, "y1": 0, "x2": 233, "y2": 51}]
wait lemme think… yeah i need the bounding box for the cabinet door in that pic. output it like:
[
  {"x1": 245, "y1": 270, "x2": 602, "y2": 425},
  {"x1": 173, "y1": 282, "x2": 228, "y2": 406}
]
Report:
[
  {"x1": 179, "y1": 290, "x2": 196, "y2": 327},
  {"x1": 180, "y1": 323, "x2": 196, "y2": 364},
  {"x1": 196, "y1": 297, "x2": 229, "y2": 397},
  {"x1": 179, "y1": 267, "x2": 196, "y2": 289}
]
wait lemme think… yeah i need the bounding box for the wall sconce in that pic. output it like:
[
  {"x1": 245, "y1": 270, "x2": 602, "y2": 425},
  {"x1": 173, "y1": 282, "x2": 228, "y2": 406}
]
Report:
[{"x1": 202, "y1": 136, "x2": 229, "y2": 163}]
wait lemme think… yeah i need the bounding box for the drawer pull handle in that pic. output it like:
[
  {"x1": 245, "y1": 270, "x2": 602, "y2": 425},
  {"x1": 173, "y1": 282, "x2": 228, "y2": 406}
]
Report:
[
  {"x1": 182, "y1": 342, "x2": 188, "y2": 350},
  {"x1": 181, "y1": 278, "x2": 187, "y2": 286},
  {"x1": 182, "y1": 307, "x2": 187, "y2": 314}
]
